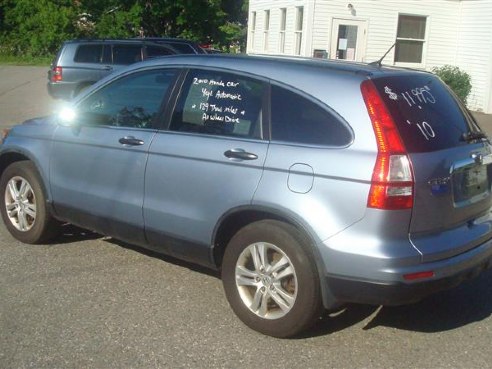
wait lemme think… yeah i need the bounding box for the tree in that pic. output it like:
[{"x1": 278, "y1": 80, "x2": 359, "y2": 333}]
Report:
[
  {"x1": 0, "y1": 0, "x2": 249, "y2": 57},
  {"x1": 1, "y1": 0, "x2": 77, "y2": 56}
]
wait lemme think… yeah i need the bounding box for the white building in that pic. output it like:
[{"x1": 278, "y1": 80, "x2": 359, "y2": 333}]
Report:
[{"x1": 247, "y1": 0, "x2": 492, "y2": 113}]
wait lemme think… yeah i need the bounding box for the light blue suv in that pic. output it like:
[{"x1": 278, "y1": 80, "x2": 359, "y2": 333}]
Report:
[{"x1": 2, "y1": 55, "x2": 492, "y2": 337}]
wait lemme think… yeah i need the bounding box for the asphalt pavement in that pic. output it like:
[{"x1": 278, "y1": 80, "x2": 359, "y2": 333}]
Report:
[{"x1": 1, "y1": 65, "x2": 492, "y2": 369}]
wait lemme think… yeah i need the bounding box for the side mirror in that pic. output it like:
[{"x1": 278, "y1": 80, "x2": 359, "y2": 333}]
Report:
[{"x1": 57, "y1": 107, "x2": 78, "y2": 126}]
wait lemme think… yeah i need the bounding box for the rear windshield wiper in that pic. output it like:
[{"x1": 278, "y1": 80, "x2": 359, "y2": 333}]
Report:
[{"x1": 461, "y1": 130, "x2": 488, "y2": 143}]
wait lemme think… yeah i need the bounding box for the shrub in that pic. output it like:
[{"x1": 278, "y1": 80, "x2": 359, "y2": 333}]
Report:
[{"x1": 432, "y1": 65, "x2": 472, "y2": 104}]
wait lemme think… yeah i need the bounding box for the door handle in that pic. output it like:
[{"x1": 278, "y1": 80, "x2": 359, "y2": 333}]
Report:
[
  {"x1": 119, "y1": 136, "x2": 144, "y2": 146},
  {"x1": 224, "y1": 149, "x2": 258, "y2": 160},
  {"x1": 103, "y1": 65, "x2": 113, "y2": 71}
]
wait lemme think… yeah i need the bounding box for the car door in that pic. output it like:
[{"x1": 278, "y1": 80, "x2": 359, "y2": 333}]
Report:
[
  {"x1": 143, "y1": 69, "x2": 268, "y2": 265},
  {"x1": 50, "y1": 68, "x2": 178, "y2": 244}
]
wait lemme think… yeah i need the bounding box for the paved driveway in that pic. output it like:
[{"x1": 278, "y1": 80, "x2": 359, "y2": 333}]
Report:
[{"x1": 1, "y1": 66, "x2": 492, "y2": 369}]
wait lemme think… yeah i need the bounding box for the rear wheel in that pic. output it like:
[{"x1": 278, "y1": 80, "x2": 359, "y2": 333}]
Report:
[
  {"x1": 0, "y1": 161, "x2": 59, "y2": 243},
  {"x1": 222, "y1": 220, "x2": 322, "y2": 337}
]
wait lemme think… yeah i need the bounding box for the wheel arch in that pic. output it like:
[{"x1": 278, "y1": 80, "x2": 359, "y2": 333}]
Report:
[
  {"x1": 212, "y1": 205, "x2": 339, "y2": 310},
  {"x1": 0, "y1": 151, "x2": 52, "y2": 203}
]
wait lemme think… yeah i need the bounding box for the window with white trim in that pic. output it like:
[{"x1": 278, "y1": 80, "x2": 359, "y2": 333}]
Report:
[
  {"x1": 279, "y1": 8, "x2": 287, "y2": 53},
  {"x1": 394, "y1": 15, "x2": 427, "y2": 64},
  {"x1": 250, "y1": 11, "x2": 256, "y2": 50},
  {"x1": 263, "y1": 10, "x2": 270, "y2": 52},
  {"x1": 295, "y1": 7, "x2": 304, "y2": 55}
]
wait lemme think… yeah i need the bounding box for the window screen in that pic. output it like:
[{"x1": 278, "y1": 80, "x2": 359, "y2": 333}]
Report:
[
  {"x1": 170, "y1": 70, "x2": 265, "y2": 138},
  {"x1": 395, "y1": 15, "x2": 427, "y2": 63},
  {"x1": 271, "y1": 85, "x2": 352, "y2": 146}
]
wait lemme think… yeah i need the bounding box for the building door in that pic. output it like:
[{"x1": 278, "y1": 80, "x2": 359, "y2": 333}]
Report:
[{"x1": 330, "y1": 19, "x2": 367, "y2": 62}]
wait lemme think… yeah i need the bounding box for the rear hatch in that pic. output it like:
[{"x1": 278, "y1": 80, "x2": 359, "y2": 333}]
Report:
[{"x1": 371, "y1": 73, "x2": 492, "y2": 262}]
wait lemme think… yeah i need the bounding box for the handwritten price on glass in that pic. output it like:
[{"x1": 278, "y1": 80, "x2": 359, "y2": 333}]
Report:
[
  {"x1": 384, "y1": 86, "x2": 436, "y2": 109},
  {"x1": 407, "y1": 120, "x2": 436, "y2": 140}
]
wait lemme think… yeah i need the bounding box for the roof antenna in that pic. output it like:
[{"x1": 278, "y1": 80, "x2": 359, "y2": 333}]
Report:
[{"x1": 369, "y1": 42, "x2": 396, "y2": 67}]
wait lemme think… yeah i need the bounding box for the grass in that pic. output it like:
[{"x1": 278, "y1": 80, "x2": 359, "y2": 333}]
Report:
[{"x1": 0, "y1": 54, "x2": 51, "y2": 66}]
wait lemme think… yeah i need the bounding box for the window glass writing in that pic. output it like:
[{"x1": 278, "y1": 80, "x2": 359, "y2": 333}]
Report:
[
  {"x1": 374, "y1": 75, "x2": 472, "y2": 153},
  {"x1": 171, "y1": 70, "x2": 264, "y2": 138}
]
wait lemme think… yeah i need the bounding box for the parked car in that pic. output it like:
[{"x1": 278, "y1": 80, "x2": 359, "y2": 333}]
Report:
[
  {"x1": 4, "y1": 54, "x2": 492, "y2": 337},
  {"x1": 47, "y1": 39, "x2": 178, "y2": 100},
  {"x1": 137, "y1": 37, "x2": 207, "y2": 54}
]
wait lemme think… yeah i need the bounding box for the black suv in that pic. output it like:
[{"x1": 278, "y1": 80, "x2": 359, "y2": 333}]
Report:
[{"x1": 47, "y1": 39, "x2": 178, "y2": 100}]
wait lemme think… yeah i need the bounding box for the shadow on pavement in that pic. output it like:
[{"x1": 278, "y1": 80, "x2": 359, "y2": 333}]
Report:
[
  {"x1": 52, "y1": 223, "x2": 102, "y2": 244},
  {"x1": 51, "y1": 228, "x2": 492, "y2": 337},
  {"x1": 104, "y1": 237, "x2": 221, "y2": 278},
  {"x1": 302, "y1": 269, "x2": 492, "y2": 337},
  {"x1": 364, "y1": 269, "x2": 492, "y2": 332}
]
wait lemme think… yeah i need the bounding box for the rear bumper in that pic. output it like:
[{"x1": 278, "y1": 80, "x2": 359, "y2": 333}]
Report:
[
  {"x1": 325, "y1": 235, "x2": 492, "y2": 306},
  {"x1": 47, "y1": 82, "x2": 75, "y2": 100}
]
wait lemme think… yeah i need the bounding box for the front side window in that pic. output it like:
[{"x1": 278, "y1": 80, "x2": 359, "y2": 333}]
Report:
[
  {"x1": 76, "y1": 69, "x2": 177, "y2": 129},
  {"x1": 74, "y1": 44, "x2": 103, "y2": 63},
  {"x1": 171, "y1": 70, "x2": 265, "y2": 139},
  {"x1": 394, "y1": 15, "x2": 427, "y2": 64},
  {"x1": 271, "y1": 85, "x2": 352, "y2": 146}
]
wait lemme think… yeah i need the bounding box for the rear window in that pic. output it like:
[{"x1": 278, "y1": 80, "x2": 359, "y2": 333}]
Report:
[{"x1": 372, "y1": 74, "x2": 475, "y2": 153}]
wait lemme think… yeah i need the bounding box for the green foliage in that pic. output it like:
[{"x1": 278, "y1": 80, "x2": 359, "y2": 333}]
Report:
[
  {"x1": 1, "y1": 0, "x2": 77, "y2": 57},
  {"x1": 432, "y1": 65, "x2": 472, "y2": 104},
  {"x1": 0, "y1": 0, "x2": 248, "y2": 59}
]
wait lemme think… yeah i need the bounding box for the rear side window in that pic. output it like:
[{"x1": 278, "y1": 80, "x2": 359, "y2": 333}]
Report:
[
  {"x1": 74, "y1": 44, "x2": 103, "y2": 63},
  {"x1": 112, "y1": 45, "x2": 142, "y2": 64},
  {"x1": 170, "y1": 70, "x2": 265, "y2": 138},
  {"x1": 146, "y1": 45, "x2": 175, "y2": 58},
  {"x1": 270, "y1": 85, "x2": 352, "y2": 146},
  {"x1": 372, "y1": 75, "x2": 474, "y2": 153},
  {"x1": 167, "y1": 42, "x2": 196, "y2": 54}
]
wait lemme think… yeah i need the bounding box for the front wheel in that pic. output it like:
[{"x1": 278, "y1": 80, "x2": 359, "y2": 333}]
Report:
[
  {"x1": 222, "y1": 220, "x2": 323, "y2": 338},
  {"x1": 0, "y1": 161, "x2": 59, "y2": 243}
]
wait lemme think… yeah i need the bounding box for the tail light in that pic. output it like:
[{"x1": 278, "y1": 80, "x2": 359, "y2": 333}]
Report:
[
  {"x1": 51, "y1": 66, "x2": 62, "y2": 82},
  {"x1": 361, "y1": 80, "x2": 414, "y2": 210}
]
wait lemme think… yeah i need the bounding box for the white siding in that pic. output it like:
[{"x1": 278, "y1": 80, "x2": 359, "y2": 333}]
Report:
[
  {"x1": 248, "y1": 0, "x2": 315, "y2": 55},
  {"x1": 250, "y1": 0, "x2": 461, "y2": 65},
  {"x1": 456, "y1": 0, "x2": 492, "y2": 112},
  {"x1": 248, "y1": 0, "x2": 492, "y2": 112}
]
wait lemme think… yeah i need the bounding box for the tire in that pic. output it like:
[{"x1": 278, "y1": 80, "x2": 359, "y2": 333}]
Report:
[
  {"x1": 0, "y1": 161, "x2": 59, "y2": 244},
  {"x1": 222, "y1": 219, "x2": 323, "y2": 338}
]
